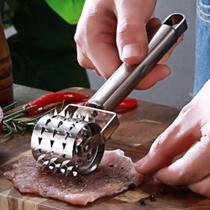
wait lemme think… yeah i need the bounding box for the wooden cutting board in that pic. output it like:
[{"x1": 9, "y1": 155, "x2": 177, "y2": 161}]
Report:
[{"x1": 0, "y1": 88, "x2": 208, "y2": 210}]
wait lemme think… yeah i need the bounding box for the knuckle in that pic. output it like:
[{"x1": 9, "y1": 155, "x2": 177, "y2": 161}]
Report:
[
  {"x1": 151, "y1": 128, "x2": 175, "y2": 152},
  {"x1": 77, "y1": 54, "x2": 88, "y2": 68},
  {"x1": 118, "y1": 21, "x2": 134, "y2": 34},
  {"x1": 74, "y1": 24, "x2": 88, "y2": 47},
  {"x1": 200, "y1": 134, "x2": 210, "y2": 148},
  {"x1": 179, "y1": 103, "x2": 192, "y2": 115},
  {"x1": 151, "y1": 134, "x2": 166, "y2": 153},
  {"x1": 149, "y1": 122, "x2": 182, "y2": 157},
  {"x1": 201, "y1": 122, "x2": 210, "y2": 137},
  {"x1": 175, "y1": 169, "x2": 188, "y2": 184},
  {"x1": 74, "y1": 32, "x2": 81, "y2": 45},
  {"x1": 117, "y1": 21, "x2": 147, "y2": 51},
  {"x1": 77, "y1": 59, "x2": 86, "y2": 68},
  {"x1": 117, "y1": 22, "x2": 143, "y2": 39}
]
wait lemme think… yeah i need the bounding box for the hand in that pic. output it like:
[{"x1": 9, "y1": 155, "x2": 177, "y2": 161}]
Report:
[
  {"x1": 135, "y1": 79, "x2": 210, "y2": 197},
  {"x1": 74, "y1": 0, "x2": 173, "y2": 89}
]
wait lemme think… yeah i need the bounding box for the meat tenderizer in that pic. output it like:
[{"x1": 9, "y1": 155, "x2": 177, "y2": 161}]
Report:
[{"x1": 31, "y1": 14, "x2": 187, "y2": 176}]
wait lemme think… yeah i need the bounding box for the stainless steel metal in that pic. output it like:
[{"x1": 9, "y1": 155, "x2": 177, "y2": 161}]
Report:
[
  {"x1": 31, "y1": 105, "x2": 118, "y2": 175},
  {"x1": 88, "y1": 13, "x2": 188, "y2": 110},
  {"x1": 31, "y1": 13, "x2": 187, "y2": 176}
]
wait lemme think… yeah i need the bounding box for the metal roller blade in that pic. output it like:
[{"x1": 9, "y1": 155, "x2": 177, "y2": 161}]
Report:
[{"x1": 31, "y1": 104, "x2": 118, "y2": 176}]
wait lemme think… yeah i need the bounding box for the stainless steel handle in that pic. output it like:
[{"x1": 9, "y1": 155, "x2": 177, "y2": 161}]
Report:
[{"x1": 88, "y1": 13, "x2": 188, "y2": 110}]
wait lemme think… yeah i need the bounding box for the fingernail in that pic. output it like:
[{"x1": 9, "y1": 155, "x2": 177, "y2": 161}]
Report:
[{"x1": 122, "y1": 43, "x2": 143, "y2": 63}]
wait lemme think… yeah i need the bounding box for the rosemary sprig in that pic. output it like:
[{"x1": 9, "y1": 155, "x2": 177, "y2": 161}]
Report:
[
  {"x1": 3, "y1": 105, "x2": 32, "y2": 120},
  {"x1": 2, "y1": 102, "x2": 17, "y2": 112},
  {"x1": 1, "y1": 106, "x2": 56, "y2": 140}
]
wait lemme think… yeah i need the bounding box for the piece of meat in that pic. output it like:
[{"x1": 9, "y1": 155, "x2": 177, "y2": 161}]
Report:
[{"x1": 4, "y1": 150, "x2": 142, "y2": 206}]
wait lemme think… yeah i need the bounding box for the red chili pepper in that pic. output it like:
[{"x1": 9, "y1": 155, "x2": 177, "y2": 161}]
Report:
[
  {"x1": 78, "y1": 98, "x2": 138, "y2": 111},
  {"x1": 77, "y1": 101, "x2": 88, "y2": 106},
  {"x1": 26, "y1": 91, "x2": 89, "y2": 115},
  {"x1": 115, "y1": 98, "x2": 138, "y2": 110}
]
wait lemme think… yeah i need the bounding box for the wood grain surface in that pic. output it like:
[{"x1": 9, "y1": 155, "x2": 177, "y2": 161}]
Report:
[{"x1": 0, "y1": 87, "x2": 208, "y2": 210}]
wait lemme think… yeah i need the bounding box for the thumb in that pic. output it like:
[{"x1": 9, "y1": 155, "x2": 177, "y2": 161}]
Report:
[{"x1": 115, "y1": 0, "x2": 154, "y2": 64}]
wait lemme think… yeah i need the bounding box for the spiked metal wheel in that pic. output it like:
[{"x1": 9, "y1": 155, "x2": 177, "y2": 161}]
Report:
[{"x1": 31, "y1": 104, "x2": 118, "y2": 176}]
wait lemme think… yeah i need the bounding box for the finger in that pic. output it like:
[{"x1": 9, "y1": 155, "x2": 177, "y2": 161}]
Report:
[
  {"x1": 135, "y1": 64, "x2": 171, "y2": 89},
  {"x1": 89, "y1": 42, "x2": 122, "y2": 79},
  {"x1": 189, "y1": 122, "x2": 210, "y2": 196},
  {"x1": 76, "y1": 45, "x2": 96, "y2": 70},
  {"x1": 86, "y1": 15, "x2": 120, "y2": 78},
  {"x1": 80, "y1": 14, "x2": 121, "y2": 78},
  {"x1": 115, "y1": 0, "x2": 155, "y2": 64},
  {"x1": 159, "y1": 35, "x2": 184, "y2": 65},
  {"x1": 201, "y1": 121, "x2": 210, "y2": 137},
  {"x1": 154, "y1": 134, "x2": 210, "y2": 186},
  {"x1": 146, "y1": 17, "x2": 161, "y2": 42},
  {"x1": 135, "y1": 108, "x2": 201, "y2": 175},
  {"x1": 189, "y1": 175, "x2": 210, "y2": 197},
  {"x1": 136, "y1": 27, "x2": 184, "y2": 89}
]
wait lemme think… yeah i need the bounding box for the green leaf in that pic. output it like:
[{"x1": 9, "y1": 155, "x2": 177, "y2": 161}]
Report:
[{"x1": 45, "y1": 0, "x2": 85, "y2": 24}]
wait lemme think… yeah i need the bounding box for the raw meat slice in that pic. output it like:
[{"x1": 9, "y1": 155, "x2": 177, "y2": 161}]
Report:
[{"x1": 4, "y1": 150, "x2": 142, "y2": 206}]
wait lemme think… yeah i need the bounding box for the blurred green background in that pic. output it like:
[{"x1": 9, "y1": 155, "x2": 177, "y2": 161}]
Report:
[{"x1": 0, "y1": 0, "x2": 89, "y2": 91}]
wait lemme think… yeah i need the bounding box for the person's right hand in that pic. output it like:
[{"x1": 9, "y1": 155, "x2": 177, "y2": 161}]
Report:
[{"x1": 74, "y1": 0, "x2": 173, "y2": 89}]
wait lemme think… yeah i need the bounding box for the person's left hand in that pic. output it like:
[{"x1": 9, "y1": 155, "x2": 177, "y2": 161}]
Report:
[{"x1": 135, "y1": 79, "x2": 210, "y2": 197}]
